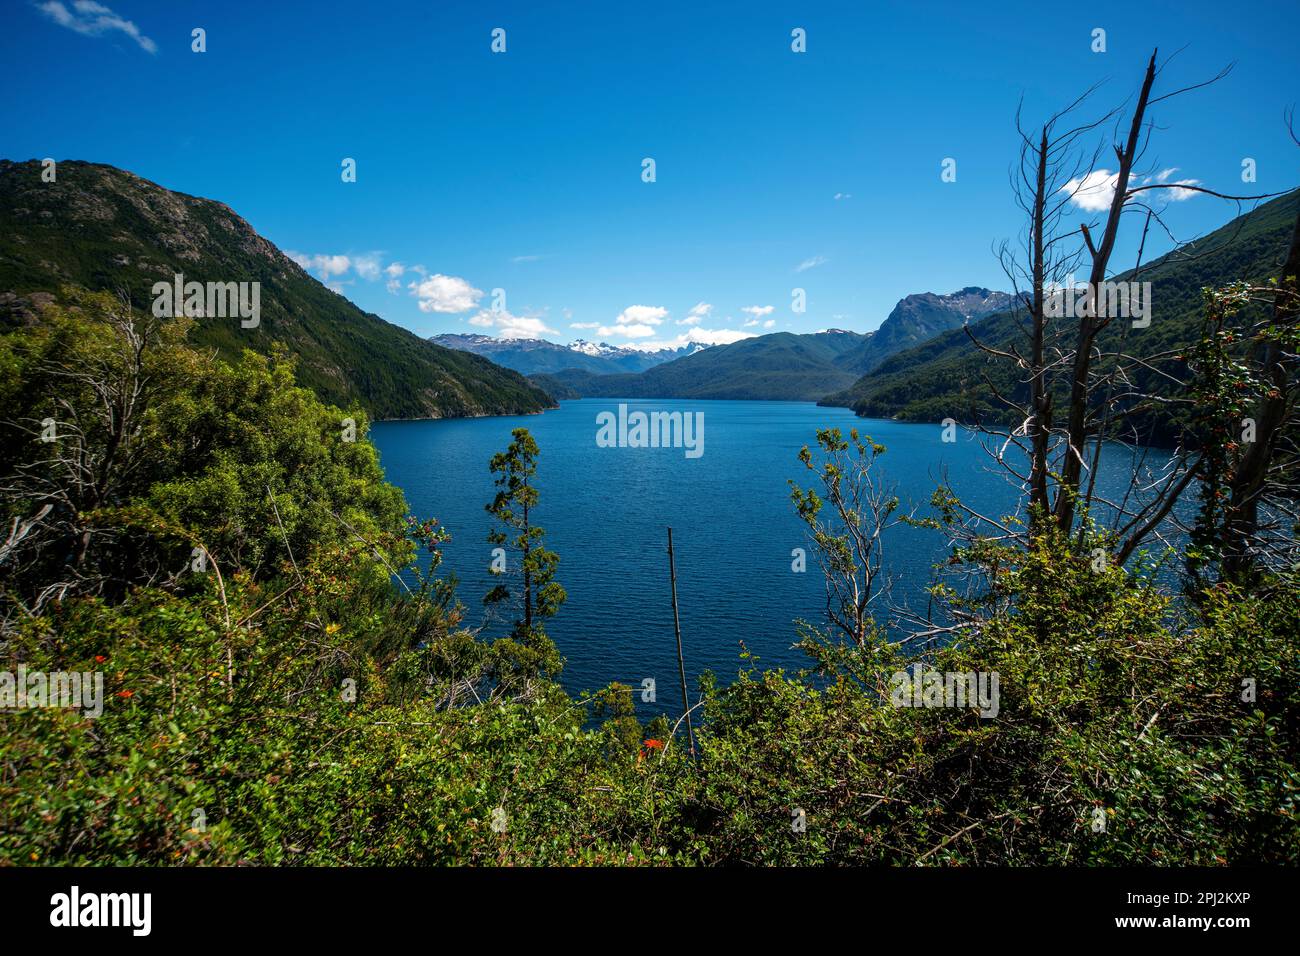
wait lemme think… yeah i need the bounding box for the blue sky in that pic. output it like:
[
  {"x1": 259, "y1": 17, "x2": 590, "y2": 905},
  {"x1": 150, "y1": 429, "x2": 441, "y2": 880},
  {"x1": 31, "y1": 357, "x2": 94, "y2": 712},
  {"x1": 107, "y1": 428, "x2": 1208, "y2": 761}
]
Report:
[{"x1": 3, "y1": 0, "x2": 1298, "y2": 348}]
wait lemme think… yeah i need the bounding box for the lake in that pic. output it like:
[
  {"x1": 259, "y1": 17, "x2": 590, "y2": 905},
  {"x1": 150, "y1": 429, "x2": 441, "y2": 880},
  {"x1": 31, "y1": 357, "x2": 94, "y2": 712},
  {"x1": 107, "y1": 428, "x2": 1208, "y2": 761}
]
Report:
[{"x1": 371, "y1": 399, "x2": 1148, "y2": 719}]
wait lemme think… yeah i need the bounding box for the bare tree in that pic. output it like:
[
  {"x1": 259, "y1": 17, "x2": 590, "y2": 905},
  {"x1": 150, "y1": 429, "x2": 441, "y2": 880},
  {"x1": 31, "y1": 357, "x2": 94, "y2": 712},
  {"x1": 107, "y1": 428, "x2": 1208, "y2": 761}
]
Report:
[{"x1": 959, "y1": 49, "x2": 1287, "y2": 570}]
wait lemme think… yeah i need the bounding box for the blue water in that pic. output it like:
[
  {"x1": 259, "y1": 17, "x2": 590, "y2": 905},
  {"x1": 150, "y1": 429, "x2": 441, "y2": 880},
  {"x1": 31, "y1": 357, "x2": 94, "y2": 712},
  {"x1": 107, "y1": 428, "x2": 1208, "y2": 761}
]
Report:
[{"x1": 370, "y1": 399, "x2": 1153, "y2": 718}]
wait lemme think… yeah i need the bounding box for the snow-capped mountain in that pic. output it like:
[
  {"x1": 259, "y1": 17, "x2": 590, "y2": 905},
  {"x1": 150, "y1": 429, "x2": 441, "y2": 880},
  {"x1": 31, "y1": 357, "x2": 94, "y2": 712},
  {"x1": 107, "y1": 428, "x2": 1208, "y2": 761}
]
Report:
[{"x1": 428, "y1": 334, "x2": 704, "y2": 376}]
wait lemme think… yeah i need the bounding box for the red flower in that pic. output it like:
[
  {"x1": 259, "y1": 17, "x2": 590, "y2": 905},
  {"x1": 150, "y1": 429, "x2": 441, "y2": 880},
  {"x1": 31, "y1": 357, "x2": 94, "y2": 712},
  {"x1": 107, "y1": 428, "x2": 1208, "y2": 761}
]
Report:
[
  {"x1": 644, "y1": 739, "x2": 664, "y2": 750},
  {"x1": 94, "y1": 655, "x2": 107, "y2": 664},
  {"x1": 117, "y1": 690, "x2": 134, "y2": 699}
]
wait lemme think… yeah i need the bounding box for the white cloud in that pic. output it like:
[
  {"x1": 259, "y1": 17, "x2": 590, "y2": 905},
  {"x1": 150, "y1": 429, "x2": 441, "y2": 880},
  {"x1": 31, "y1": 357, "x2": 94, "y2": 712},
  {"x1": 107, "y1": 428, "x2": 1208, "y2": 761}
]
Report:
[
  {"x1": 511, "y1": 254, "x2": 542, "y2": 263},
  {"x1": 677, "y1": 302, "x2": 712, "y2": 325},
  {"x1": 287, "y1": 251, "x2": 353, "y2": 279},
  {"x1": 1062, "y1": 168, "x2": 1201, "y2": 212},
  {"x1": 286, "y1": 255, "x2": 511, "y2": 318},
  {"x1": 743, "y1": 318, "x2": 759, "y2": 327},
  {"x1": 741, "y1": 305, "x2": 775, "y2": 319},
  {"x1": 763, "y1": 319, "x2": 776, "y2": 328},
  {"x1": 685, "y1": 327, "x2": 754, "y2": 346},
  {"x1": 317, "y1": 254, "x2": 352, "y2": 278},
  {"x1": 499, "y1": 316, "x2": 556, "y2": 339},
  {"x1": 352, "y1": 253, "x2": 383, "y2": 281},
  {"x1": 834, "y1": 192, "x2": 851, "y2": 201},
  {"x1": 287, "y1": 251, "x2": 392, "y2": 282},
  {"x1": 626, "y1": 326, "x2": 757, "y2": 351},
  {"x1": 468, "y1": 309, "x2": 557, "y2": 339},
  {"x1": 38, "y1": 1, "x2": 157, "y2": 53},
  {"x1": 595, "y1": 304, "x2": 671, "y2": 338},
  {"x1": 570, "y1": 322, "x2": 599, "y2": 330},
  {"x1": 409, "y1": 274, "x2": 483, "y2": 313},
  {"x1": 597, "y1": 322, "x2": 657, "y2": 338},
  {"x1": 796, "y1": 255, "x2": 827, "y2": 273},
  {"x1": 613, "y1": 304, "x2": 668, "y2": 327},
  {"x1": 1061, "y1": 170, "x2": 1123, "y2": 212},
  {"x1": 1142, "y1": 167, "x2": 1201, "y2": 201},
  {"x1": 1161, "y1": 181, "x2": 1202, "y2": 202}
]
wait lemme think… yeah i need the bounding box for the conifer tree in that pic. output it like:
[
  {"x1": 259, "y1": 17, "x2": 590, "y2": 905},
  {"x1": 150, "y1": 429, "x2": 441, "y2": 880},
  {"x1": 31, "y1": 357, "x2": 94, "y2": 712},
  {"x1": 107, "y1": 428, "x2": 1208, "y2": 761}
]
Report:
[{"x1": 484, "y1": 428, "x2": 565, "y2": 642}]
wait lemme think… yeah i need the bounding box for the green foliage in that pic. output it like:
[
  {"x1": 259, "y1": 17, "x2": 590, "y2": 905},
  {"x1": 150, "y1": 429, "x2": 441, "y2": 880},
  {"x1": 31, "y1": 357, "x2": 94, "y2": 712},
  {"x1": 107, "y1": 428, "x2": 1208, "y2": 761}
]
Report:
[
  {"x1": 484, "y1": 428, "x2": 566, "y2": 662},
  {"x1": 0, "y1": 159, "x2": 554, "y2": 420},
  {"x1": 0, "y1": 290, "x2": 407, "y2": 607},
  {"x1": 1, "y1": 294, "x2": 1295, "y2": 868},
  {"x1": 789, "y1": 428, "x2": 899, "y2": 646},
  {"x1": 1185, "y1": 284, "x2": 1261, "y2": 587},
  {"x1": 1184, "y1": 278, "x2": 1300, "y2": 588},
  {"x1": 653, "y1": 536, "x2": 1298, "y2": 865}
]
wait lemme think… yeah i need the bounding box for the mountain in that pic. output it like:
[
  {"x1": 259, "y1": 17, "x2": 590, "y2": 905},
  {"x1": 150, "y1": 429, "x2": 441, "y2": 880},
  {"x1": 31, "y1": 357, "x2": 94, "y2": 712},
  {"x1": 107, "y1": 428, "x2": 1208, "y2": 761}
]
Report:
[
  {"x1": 530, "y1": 329, "x2": 871, "y2": 401},
  {"x1": 570, "y1": 339, "x2": 706, "y2": 370},
  {"x1": 821, "y1": 191, "x2": 1300, "y2": 443},
  {"x1": 428, "y1": 332, "x2": 700, "y2": 376},
  {"x1": 836, "y1": 287, "x2": 1012, "y2": 374},
  {"x1": 0, "y1": 159, "x2": 554, "y2": 420},
  {"x1": 527, "y1": 288, "x2": 1011, "y2": 403}
]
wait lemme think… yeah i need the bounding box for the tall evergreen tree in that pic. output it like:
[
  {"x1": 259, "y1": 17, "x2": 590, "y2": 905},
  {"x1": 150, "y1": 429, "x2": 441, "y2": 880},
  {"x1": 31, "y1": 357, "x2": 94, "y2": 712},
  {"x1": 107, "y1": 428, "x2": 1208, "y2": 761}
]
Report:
[{"x1": 484, "y1": 428, "x2": 565, "y2": 643}]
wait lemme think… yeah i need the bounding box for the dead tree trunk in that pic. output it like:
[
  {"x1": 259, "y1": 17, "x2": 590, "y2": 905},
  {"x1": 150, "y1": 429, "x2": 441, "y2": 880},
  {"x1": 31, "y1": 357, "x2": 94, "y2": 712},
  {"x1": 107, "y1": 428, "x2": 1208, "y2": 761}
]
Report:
[{"x1": 1053, "y1": 50, "x2": 1159, "y2": 534}]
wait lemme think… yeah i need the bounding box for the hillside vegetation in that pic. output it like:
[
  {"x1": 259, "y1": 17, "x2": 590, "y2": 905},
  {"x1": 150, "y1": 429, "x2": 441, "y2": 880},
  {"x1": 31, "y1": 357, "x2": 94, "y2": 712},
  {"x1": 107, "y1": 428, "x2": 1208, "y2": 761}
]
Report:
[
  {"x1": 823, "y1": 191, "x2": 1300, "y2": 442},
  {"x1": 0, "y1": 159, "x2": 554, "y2": 420}
]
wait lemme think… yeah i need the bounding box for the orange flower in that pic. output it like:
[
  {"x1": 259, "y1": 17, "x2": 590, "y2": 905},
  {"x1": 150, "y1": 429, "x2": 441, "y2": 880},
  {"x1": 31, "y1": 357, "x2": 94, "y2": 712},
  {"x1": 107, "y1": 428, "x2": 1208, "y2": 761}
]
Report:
[
  {"x1": 94, "y1": 655, "x2": 107, "y2": 664},
  {"x1": 644, "y1": 739, "x2": 664, "y2": 750},
  {"x1": 117, "y1": 690, "x2": 134, "y2": 699}
]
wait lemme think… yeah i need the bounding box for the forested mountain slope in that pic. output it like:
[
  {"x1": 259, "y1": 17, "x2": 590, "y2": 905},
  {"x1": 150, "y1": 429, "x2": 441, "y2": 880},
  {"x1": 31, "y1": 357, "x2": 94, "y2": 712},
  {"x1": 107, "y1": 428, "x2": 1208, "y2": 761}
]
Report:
[{"x1": 0, "y1": 159, "x2": 553, "y2": 419}]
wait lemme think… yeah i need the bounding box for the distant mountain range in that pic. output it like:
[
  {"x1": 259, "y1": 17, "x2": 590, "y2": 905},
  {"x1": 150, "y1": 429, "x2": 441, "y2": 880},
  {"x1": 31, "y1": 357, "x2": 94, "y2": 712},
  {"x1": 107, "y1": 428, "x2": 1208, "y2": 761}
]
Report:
[
  {"x1": 520, "y1": 187, "x2": 1298, "y2": 432},
  {"x1": 0, "y1": 160, "x2": 553, "y2": 420},
  {"x1": 16, "y1": 161, "x2": 1282, "y2": 437},
  {"x1": 531, "y1": 329, "x2": 867, "y2": 401},
  {"x1": 428, "y1": 333, "x2": 702, "y2": 376},
  {"x1": 526, "y1": 288, "x2": 1011, "y2": 402},
  {"x1": 821, "y1": 190, "x2": 1300, "y2": 442}
]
